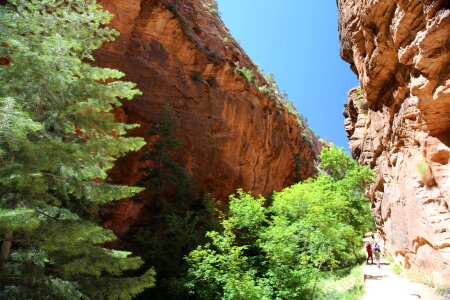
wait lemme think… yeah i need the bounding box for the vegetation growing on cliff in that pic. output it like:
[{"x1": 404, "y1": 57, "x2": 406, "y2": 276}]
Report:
[
  {"x1": 186, "y1": 145, "x2": 374, "y2": 299},
  {"x1": 233, "y1": 62, "x2": 317, "y2": 147},
  {"x1": 234, "y1": 61, "x2": 255, "y2": 86},
  {"x1": 0, "y1": 0, "x2": 155, "y2": 298}
]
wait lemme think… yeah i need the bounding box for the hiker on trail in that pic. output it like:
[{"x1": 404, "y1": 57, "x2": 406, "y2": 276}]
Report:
[
  {"x1": 366, "y1": 242, "x2": 373, "y2": 264},
  {"x1": 373, "y1": 243, "x2": 381, "y2": 268}
]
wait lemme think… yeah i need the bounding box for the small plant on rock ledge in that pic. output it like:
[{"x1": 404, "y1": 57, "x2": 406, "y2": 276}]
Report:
[
  {"x1": 234, "y1": 61, "x2": 255, "y2": 86},
  {"x1": 355, "y1": 87, "x2": 363, "y2": 97},
  {"x1": 206, "y1": 76, "x2": 220, "y2": 87},
  {"x1": 416, "y1": 157, "x2": 434, "y2": 187},
  {"x1": 206, "y1": 1, "x2": 220, "y2": 17},
  {"x1": 190, "y1": 71, "x2": 203, "y2": 83},
  {"x1": 391, "y1": 263, "x2": 403, "y2": 275},
  {"x1": 164, "y1": 3, "x2": 195, "y2": 42},
  {"x1": 207, "y1": 51, "x2": 224, "y2": 65}
]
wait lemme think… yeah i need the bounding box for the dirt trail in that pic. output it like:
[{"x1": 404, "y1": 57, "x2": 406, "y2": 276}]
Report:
[{"x1": 362, "y1": 257, "x2": 444, "y2": 300}]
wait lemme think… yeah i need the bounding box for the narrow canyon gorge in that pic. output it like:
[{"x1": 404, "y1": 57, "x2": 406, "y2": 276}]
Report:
[
  {"x1": 95, "y1": 0, "x2": 449, "y2": 287},
  {"x1": 1, "y1": 0, "x2": 450, "y2": 298},
  {"x1": 339, "y1": 0, "x2": 450, "y2": 285}
]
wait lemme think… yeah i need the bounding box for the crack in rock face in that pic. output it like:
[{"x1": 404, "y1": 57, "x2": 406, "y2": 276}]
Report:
[{"x1": 338, "y1": 0, "x2": 450, "y2": 285}]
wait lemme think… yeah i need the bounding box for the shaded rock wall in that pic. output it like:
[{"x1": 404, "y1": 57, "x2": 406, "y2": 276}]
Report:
[
  {"x1": 339, "y1": 0, "x2": 450, "y2": 284},
  {"x1": 95, "y1": 0, "x2": 321, "y2": 234}
]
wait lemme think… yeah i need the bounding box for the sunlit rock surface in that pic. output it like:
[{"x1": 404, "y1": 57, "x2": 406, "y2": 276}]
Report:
[
  {"x1": 94, "y1": 0, "x2": 321, "y2": 234},
  {"x1": 339, "y1": 0, "x2": 450, "y2": 284}
]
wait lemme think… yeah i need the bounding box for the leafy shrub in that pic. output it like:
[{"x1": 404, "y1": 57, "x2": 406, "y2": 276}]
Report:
[
  {"x1": 435, "y1": 286, "x2": 450, "y2": 296},
  {"x1": 234, "y1": 62, "x2": 255, "y2": 86},
  {"x1": 416, "y1": 157, "x2": 434, "y2": 186},
  {"x1": 207, "y1": 1, "x2": 220, "y2": 16},
  {"x1": 186, "y1": 146, "x2": 375, "y2": 299},
  {"x1": 355, "y1": 88, "x2": 363, "y2": 97},
  {"x1": 392, "y1": 264, "x2": 403, "y2": 275},
  {"x1": 355, "y1": 98, "x2": 367, "y2": 110},
  {"x1": 164, "y1": 3, "x2": 196, "y2": 43},
  {"x1": 318, "y1": 265, "x2": 366, "y2": 300},
  {"x1": 405, "y1": 269, "x2": 450, "y2": 295}
]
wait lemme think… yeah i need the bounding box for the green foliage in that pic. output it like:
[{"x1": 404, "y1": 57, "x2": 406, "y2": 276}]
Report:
[
  {"x1": 404, "y1": 268, "x2": 449, "y2": 295},
  {"x1": 126, "y1": 106, "x2": 219, "y2": 299},
  {"x1": 301, "y1": 127, "x2": 314, "y2": 144},
  {"x1": 416, "y1": 158, "x2": 434, "y2": 186},
  {"x1": 417, "y1": 161, "x2": 428, "y2": 174},
  {"x1": 164, "y1": 3, "x2": 194, "y2": 41},
  {"x1": 186, "y1": 146, "x2": 375, "y2": 299},
  {"x1": 0, "y1": 0, "x2": 154, "y2": 298},
  {"x1": 353, "y1": 88, "x2": 367, "y2": 111},
  {"x1": 256, "y1": 72, "x2": 319, "y2": 149},
  {"x1": 164, "y1": 3, "x2": 224, "y2": 67},
  {"x1": 319, "y1": 145, "x2": 358, "y2": 179},
  {"x1": 235, "y1": 65, "x2": 318, "y2": 152},
  {"x1": 391, "y1": 264, "x2": 403, "y2": 275},
  {"x1": 206, "y1": 1, "x2": 220, "y2": 16},
  {"x1": 355, "y1": 87, "x2": 363, "y2": 97},
  {"x1": 435, "y1": 286, "x2": 450, "y2": 296},
  {"x1": 234, "y1": 62, "x2": 255, "y2": 86},
  {"x1": 317, "y1": 264, "x2": 366, "y2": 300},
  {"x1": 355, "y1": 99, "x2": 367, "y2": 110},
  {"x1": 137, "y1": 106, "x2": 185, "y2": 200},
  {"x1": 211, "y1": 2, "x2": 219, "y2": 15}
]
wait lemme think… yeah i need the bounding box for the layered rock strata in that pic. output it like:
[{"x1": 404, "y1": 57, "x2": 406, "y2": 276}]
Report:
[
  {"x1": 339, "y1": 0, "x2": 450, "y2": 284},
  {"x1": 95, "y1": 0, "x2": 321, "y2": 234}
]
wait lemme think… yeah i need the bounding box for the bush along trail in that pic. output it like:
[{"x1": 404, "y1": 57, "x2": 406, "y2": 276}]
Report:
[{"x1": 185, "y1": 146, "x2": 376, "y2": 299}]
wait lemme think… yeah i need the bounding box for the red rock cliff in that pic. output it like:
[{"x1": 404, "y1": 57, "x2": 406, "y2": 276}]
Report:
[
  {"x1": 94, "y1": 0, "x2": 321, "y2": 234},
  {"x1": 339, "y1": 0, "x2": 450, "y2": 284}
]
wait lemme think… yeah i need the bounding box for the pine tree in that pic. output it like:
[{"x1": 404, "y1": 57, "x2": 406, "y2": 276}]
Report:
[
  {"x1": 128, "y1": 106, "x2": 219, "y2": 299},
  {"x1": 138, "y1": 106, "x2": 189, "y2": 203},
  {"x1": 0, "y1": 1, "x2": 155, "y2": 298}
]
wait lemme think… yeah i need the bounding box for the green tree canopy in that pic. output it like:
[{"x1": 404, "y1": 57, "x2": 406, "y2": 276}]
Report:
[
  {"x1": 0, "y1": 0, "x2": 154, "y2": 298},
  {"x1": 186, "y1": 145, "x2": 374, "y2": 299}
]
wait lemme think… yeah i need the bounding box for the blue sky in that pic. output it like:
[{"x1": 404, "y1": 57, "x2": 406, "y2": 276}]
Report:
[{"x1": 216, "y1": 0, "x2": 359, "y2": 150}]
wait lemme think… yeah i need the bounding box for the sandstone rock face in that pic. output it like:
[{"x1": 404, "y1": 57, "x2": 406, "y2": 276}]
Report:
[
  {"x1": 95, "y1": 0, "x2": 320, "y2": 234},
  {"x1": 339, "y1": 0, "x2": 450, "y2": 284}
]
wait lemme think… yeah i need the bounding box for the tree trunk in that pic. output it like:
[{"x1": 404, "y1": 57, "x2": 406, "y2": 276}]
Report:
[
  {"x1": 0, "y1": 203, "x2": 18, "y2": 277},
  {"x1": 0, "y1": 230, "x2": 14, "y2": 276},
  {"x1": 310, "y1": 262, "x2": 322, "y2": 300}
]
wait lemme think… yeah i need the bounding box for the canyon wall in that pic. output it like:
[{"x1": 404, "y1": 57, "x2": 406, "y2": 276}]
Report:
[
  {"x1": 339, "y1": 0, "x2": 450, "y2": 284},
  {"x1": 94, "y1": 0, "x2": 321, "y2": 234}
]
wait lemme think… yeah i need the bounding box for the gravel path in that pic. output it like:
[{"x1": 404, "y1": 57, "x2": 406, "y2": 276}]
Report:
[{"x1": 362, "y1": 257, "x2": 444, "y2": 300}]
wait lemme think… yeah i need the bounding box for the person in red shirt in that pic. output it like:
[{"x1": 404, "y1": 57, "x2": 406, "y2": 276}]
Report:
[{"x1": 366, "y1": 242, "x2": 374, "y2": 264}]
